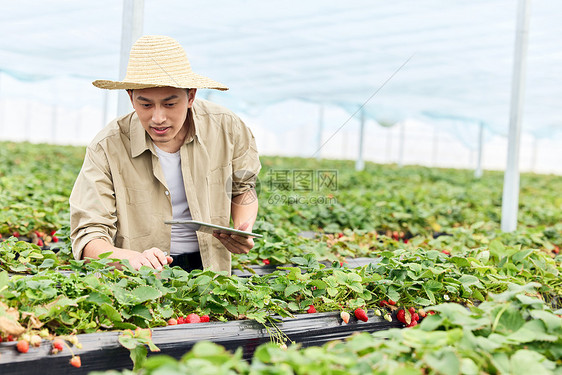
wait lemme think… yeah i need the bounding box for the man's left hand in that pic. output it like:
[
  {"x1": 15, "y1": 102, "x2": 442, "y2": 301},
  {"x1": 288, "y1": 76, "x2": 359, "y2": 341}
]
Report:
[{"x1": 213, "y1": 222, "x2": 254, "y2": 254}]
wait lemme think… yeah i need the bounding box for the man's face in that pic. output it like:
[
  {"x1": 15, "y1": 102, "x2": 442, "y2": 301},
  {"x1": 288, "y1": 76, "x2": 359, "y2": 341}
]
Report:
[{"x1": 128, "y1": 87, "x2": 196, "y2": 151}]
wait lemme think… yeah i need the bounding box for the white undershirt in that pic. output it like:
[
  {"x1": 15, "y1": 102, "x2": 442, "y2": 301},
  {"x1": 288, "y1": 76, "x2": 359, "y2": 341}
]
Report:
[{"x1": 154, "y1": 145, "x2": 199, "y2": 255}]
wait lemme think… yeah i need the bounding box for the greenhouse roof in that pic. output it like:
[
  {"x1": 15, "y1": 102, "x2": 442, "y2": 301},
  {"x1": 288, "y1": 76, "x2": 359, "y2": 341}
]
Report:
[{"x1": 1, "y1": 0, "x2": 561, "y2": 139}]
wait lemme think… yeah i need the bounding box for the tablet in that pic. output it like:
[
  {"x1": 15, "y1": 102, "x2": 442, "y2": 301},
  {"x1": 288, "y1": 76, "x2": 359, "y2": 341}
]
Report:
[{"x1": 164, "y1": 220, "x2": 263, "y2": 238}]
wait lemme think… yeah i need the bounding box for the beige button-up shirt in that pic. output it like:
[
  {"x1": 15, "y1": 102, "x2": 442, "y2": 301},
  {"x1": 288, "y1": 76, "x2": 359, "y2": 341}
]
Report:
[{"x1": 69, "y1": 99, "x2": 261, "y2": 273}]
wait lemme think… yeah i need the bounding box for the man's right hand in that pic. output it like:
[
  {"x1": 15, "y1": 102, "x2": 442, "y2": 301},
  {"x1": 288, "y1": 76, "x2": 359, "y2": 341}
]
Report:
[
  {"x1": 83, "y1": 239, "x2": 173, "y2": 271},
  {"x1": 120, "y1": 247, "x2": 173, "y2": 271}
]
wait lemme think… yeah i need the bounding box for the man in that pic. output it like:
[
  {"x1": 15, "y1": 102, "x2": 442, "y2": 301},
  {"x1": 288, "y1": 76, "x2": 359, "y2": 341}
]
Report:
[{"x1": 69, "y1": 35, "x2": 261, "y2": 274}]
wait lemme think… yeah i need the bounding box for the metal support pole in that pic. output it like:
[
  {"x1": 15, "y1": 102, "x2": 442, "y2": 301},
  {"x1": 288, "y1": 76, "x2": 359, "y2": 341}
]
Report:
[
  {"x1": 355, "y1": 108, "x2": 365, "y2": 171},
  {"x1": 475, "y1": 121, "x2": 484, "y2": 178},
  {"x1": 102, "y1": 90, "x2": 109, "y2": 129},
  {"x1": 501, "y1": 0, "x2": 531, "y2": 232},
  {"x1": 117, "y1": 0, "x2": 144, "y2": 116},
  {"x1": 316, "y1": 104, "x2": 324, "y2": 160}
]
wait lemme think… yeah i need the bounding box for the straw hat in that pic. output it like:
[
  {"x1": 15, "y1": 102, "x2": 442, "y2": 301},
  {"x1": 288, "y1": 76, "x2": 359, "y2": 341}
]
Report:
[{"x1": 92, "y1": 35, "x2": 228, "y2": 90}]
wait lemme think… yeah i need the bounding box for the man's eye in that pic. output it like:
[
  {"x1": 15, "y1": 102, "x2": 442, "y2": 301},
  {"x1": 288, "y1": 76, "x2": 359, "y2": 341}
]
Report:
[
  {"x1": 165, "y1": 103, "x2": 176, "y2": 107},
  {"x1": 142, "y1": 104, "x2": 152, "y2": 108}
]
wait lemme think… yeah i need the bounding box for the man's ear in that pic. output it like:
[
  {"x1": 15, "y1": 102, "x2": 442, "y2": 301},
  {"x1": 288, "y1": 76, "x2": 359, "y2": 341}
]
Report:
[
  {"x1": 127, "y1": 89, "x2": 134, "y2": 105},
  {"x1": 187, "y1": 89, "x2": 197, "y2": 108}
]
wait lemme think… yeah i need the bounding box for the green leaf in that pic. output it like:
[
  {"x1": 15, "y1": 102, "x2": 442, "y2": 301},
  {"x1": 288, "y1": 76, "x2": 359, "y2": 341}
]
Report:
[
  {"x1": 86, "y1": 292, "x2": 113, "y2": 306},
  {"x1": 423, "y1": 349, "x2": 461, "y2": 375},
  {"x1": 131, "y1": 304, "x2": 153, "y2": 321},
  {"x1": 284, "y1": 284, "x2": 301, "y2": 297},
  {"x1": 509, "y1": 349, "x2": 555, "y2": 375},
  {"x1": 100, "y1": 303, "x2": 123, "y2": 323},
  {"x1": 131, "y1": 285, "x2": 162, "y2": 303}
]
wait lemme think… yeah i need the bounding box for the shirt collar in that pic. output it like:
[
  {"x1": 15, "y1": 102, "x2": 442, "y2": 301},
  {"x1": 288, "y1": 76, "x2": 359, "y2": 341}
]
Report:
[{"x1": 130, "y1": 104, "x2": 200, "y2": 159}]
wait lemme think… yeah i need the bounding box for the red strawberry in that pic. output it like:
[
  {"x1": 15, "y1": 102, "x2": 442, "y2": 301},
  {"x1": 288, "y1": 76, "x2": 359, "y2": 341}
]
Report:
[
  {"x1": 50, "y1": 230, "x2": 57, "y2": 236},
  {"x1": 185, "y1": 313, "x2": 201, "y2": 323},
  {"x1": 70, "y1": 356, "x2": 81, "y2": 368},
  {"x1": 7, "y1": 335, "x2": 15, "y2": 342},
  {"x1": 262, "y1": 259, "x2": 270, "y2": 265},
  {"x1": 379, "y1": 300, "x2": 388, "y2": 307},
  {"x1": 412, "y1": 313, "x2": 420, "y2": 322},
  {"x1": 13, "y1": 231, "x2": 20, "y2": 238},
  {"x1": 53, "y1": 340, "x2": 64, "y2": 352},
  {"x1": 177, "y1": 317, "x2": 185, "y2": 324},
  {"x1": 52, "y1": 236, "x2": 59, "y2": 243},
  {"x1": 387, "y1": 299, "x2": 396, "y2": 306},
  {"x1": 403, "y1": 239, "x2": 409, "y2": 244},
  {"x1": 354, "y1": 308, "x2": 368, "y2": 322},
  {"x1": 409, "y1": 307, "x2": 416, "y2": 315},
  {"x1": 17, "y1": 340, "x2": 29, "y2": 353},
  {"x1": 167, "y1": 318, "x2": 177, "y2": 325},
  {"x1": 396, "y1": 309, "x2": 406, "y2": 324},
  {"x1": 340, "y1": 311, "x2": 350, "y2": 324},
  {"x1": 441, "y1": 250, "x2": 450, "y2": 255},
  {"x1": 37, "y1": 239, "x2": 44, "y2": 247},
  {"x1": 200, "y1": 315, "x2": 210, "y2": 323},
  {"x1": 553, "y1": 245, "x2": 560, "y2": 254},
  {"x1": 392, "y1": 231, "x2": 399, "y2": 240},
  {"x1": 307, "y1": 305, "x2": 317, "y2": 314},
  {"x1": 407, "y1": 320, "x2": 418, "y2": 328},
  {"x1": 337, "y1": 232, "x2": 344, "y2": 238}
]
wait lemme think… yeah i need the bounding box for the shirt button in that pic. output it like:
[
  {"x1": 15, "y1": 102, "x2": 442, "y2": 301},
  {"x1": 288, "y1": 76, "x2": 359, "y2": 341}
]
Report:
[{"x1": 165, "y1": 191, "x2": 170, "y2": 196}]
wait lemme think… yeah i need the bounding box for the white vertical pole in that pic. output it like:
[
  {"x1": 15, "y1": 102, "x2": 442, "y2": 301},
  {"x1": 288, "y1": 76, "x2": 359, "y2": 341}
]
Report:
[
  {"x1": 398, "y1": 121, "x2": 405, "y2": 167},
  {"x1": 117, "y1": 0, "x2": 144, "y2": 116},
  {"x1": 355, "y1": 108, "x2": 365, "y2": 171},
  {"x1": 501, "y1": 0, "x2": 531, "y2": 232},
  {"x1": 316, "y1": 104, "x2": 324, "y2": 160},
  {"x1": 475, "y1": 121, "x2": 484, "y2": 178}
]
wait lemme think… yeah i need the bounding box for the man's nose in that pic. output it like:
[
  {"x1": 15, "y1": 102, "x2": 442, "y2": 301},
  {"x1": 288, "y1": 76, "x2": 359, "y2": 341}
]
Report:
[{"x1": 152, "y1": 106, "x2": 166, "y2": 124}]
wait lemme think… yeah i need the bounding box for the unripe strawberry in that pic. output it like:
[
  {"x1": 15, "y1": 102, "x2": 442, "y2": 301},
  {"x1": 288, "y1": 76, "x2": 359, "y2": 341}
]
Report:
[
  {"x1": 418, "y1": 308, "x2": 427, "y2": 318},
  {"x1": 167, "y1": 318, "x2": 177, "y2": 325},
  {"x1": 340, "y1": 311, "x2": 350, "y2": 324},
  {"x1": 384, "y1": 313, "x2": 392, "y2": 322},
  {"x1": 29, "y1": 334, "x2": 42, "y2": 347}
]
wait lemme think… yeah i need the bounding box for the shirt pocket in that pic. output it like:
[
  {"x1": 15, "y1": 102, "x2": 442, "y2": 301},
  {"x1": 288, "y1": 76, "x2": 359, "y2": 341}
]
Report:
[{"x1": 124, "y1": 187, "x2": 153, "y2": 238}]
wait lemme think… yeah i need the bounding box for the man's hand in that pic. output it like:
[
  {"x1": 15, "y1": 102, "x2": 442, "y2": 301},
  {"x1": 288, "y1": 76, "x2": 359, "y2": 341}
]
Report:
[
  {"x1": 213, "y1": 222, "x2": 255, "y2": 254},
  {"x1": 120, "y1": 247, "x2": 173, "y2": 270},
  {"x1": 83, "y1": 239, "x2": 172, "y2": 271}
]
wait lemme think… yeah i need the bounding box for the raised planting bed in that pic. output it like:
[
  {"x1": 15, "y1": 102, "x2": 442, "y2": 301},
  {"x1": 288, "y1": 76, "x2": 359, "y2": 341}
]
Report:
[{"x1": 0, "y1": 310, "x2": 401, "y2": 374}]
